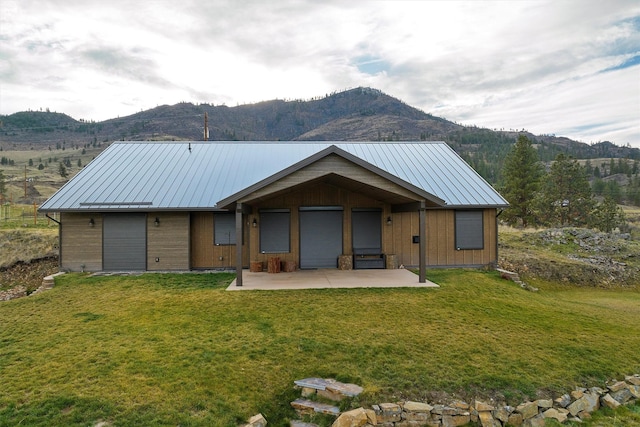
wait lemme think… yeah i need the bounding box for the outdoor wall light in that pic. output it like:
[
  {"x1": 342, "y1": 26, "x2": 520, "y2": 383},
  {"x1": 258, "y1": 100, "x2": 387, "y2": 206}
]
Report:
[
  {"x1": 89, "y1": 218, "x2": 95, "y2": 227},
  {"x1": 154, "y1": 217, "x2": 160, "y2": 227},
  {"x1": 252, "y1": 218, "x2": 258, "y2": 228},
  {"x1": 386, "y1": 216, "x2": 392, "y2": 225}
]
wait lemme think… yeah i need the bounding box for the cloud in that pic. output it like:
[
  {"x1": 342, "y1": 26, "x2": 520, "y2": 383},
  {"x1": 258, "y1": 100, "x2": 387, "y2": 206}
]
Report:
[{"x1": 0, "y1": 0, "x2": 638, "y2": 147}]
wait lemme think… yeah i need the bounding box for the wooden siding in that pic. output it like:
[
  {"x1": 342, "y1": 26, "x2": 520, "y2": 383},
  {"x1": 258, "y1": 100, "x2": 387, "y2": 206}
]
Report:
[
  {"x1": 190, "y1": 212, "x2": 249, "y2": 269},
  {"x1": 147, "y1": 213, "x2": 190, "y2": 270},
  {"x1": 391, "y1": 208, "x2": 497, "y2": 267},
  {"x1": 60, "y1": 213, "x2": 103, "y2": 272},
  {"x1": 248, "y1": 181, "x2": 391, "y2": 266},
  {"x1": 239, "y1": 154, "x2": 424, "y2": 205}
]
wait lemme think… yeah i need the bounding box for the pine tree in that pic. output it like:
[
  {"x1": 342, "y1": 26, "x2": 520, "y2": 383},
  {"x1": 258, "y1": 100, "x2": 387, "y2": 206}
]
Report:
[
  {"x1": 501, "y1": 135, "x2": 544, "y2": 227},
  {"x1": 58, "y1": 162, "x2": 68, "y2": 179},
  {"x1": 0, "y1": 169, "x2": 6, "y2": 199},
  {"x1": 538, "y1": 154, "x2": 593, "y2": 226}
]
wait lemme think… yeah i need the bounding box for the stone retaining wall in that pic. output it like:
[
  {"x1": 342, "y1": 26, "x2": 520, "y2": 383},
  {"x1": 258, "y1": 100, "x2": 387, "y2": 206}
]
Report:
[{"x1": 241, "y1": 374, "x2": 640, "y2": 427}]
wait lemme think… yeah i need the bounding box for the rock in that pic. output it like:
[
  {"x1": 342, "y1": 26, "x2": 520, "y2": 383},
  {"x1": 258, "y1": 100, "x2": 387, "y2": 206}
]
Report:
[
  {"x1": 534, "y1": 399, "x2": 552, "y2": 409},
  {"x1": 478, "y1": 410, "x2": 499, "y2": 427},
  {"x1": 543, "y1": 408, "x2": 568, "y2": 423},
  {"x1": 567, "y1": 393, "x2": 599, "y2": 416},
  {"x1": 474, "y1": 400, "x2": 495, "y2": 411},
  {"x1": 375, "y1": 403, "x2": 402, "y2": 423},
  {"x1": 290, "y1": 422, "x2": 319, "y2": 427},
  {"x1": 516, "y1": 401, "x2": 539, "y2": 420},
  {"x1": 301, "y1": 387, "x2": 316, "y2": 397},
  {"x1": 402, "y1": 401, "x2": 433, "y2": 412},
  {"x1": 450, "y1": 400, "x2": 470, "y2": 410},
  {"x1": 431, "y1": 405, "x2": 457, "y2": 416},
  {"x1": 522, "y1": 414, "x2": 545, "y2": 427},
  {"x1": 611, "y1": 388, "x2": 633, "y2": 404},
  {"x1": 607, "y1": 381, "x2": 628, "y2": 392},
  {"x1": 626, "y1": 375, "x2": 640, "y2": 386},
  {"x1": 493, "y1": 406, "x2": 510, "y2": 423},
  {"x1": 331, "y1": 408, "x2": 368, "y2": 427},
  {"x1": 291, "y1": 399, "x2": 340, "y2": 416},
  {"x1": 628, "y1": 384, "x2": 640, "y2": 398},
  {"x1": 442, "y1": 414, "x2": 471, "y2": 427},
  {"x1": 247, "y1": 414, "x2": 267, "y2": 427},
  {"x1": 554, "y1": 394, "x2": 572, "y2": 408},
  {"x1": 601, "y1": 393, "x2": 621, "y2": 409},
  {"x1": 507, "y1": 412, "x2": 524, "y2": 426},
  {"x1": 571, "y1": 389, "x2": 585, "y2": 400}
]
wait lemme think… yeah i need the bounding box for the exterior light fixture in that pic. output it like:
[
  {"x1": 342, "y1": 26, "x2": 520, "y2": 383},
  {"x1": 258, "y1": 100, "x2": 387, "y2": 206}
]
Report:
[
  {"x1": 252, "y1": 218, "x2": 258, "y2": 228},
  {"x1": 89, "y1": 218, "x2": 95, "y2": 227},
  {"x1": 386, "y1": 216, "x2": 392, "y2": 225},
  {"x1": 154, "y1": 217, "x2": 160, "y2": 227}
]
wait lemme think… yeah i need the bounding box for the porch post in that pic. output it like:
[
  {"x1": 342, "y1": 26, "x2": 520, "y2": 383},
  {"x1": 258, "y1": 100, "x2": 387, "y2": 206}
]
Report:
[
  {"x1": 235, "y1": 203, "x2": 243, "y2": 286},
  {"x1": 418, "y1": 201, "x2": 426, "y2": 283}
]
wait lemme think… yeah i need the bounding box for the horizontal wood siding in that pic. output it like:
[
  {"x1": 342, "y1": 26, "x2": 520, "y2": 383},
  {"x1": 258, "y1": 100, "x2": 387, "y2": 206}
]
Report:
[
  {"x1": 60, "y1": 213, "x2": 102, "y2": 272},
  {"x1": 190, "y1": 212, "x2": 249, "y2": 269},
  {"x1": 147, "y1": 212, "x2": 190, "y2": 270},
  {"x1": 392, "y1": 209, "x2": 497, "y2": 267},
  {"x1": 249, "y1": 182, "x2": 390, "y2": 266}
]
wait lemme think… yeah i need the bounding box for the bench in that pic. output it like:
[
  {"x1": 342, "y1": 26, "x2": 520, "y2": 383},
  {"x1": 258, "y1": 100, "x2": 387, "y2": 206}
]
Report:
[{"x1": 353, "y1": 247, "x2": 385, "y2": 269}]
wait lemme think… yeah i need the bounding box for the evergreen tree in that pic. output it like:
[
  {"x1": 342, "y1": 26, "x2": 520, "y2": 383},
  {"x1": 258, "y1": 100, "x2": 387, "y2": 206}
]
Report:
[
  {"x1": 537, "y1": 154, "x2": 593, "y2": 226},
  {"x1": 589, "y1": 196, "x2": 626, "y2": 232},
  {"x1": 58, "y1": 162, "x2": 68, "y2": 179},
  {"x1": 500, "y1": 135, "x2": 544, "y2": 227},
  {"x1": 0, "y1": 169, "x2": 6, "y2": 199}
]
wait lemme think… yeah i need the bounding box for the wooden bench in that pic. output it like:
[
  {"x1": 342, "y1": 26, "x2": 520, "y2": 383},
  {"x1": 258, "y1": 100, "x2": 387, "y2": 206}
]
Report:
[{"x1": 353, "y1": 247, "x2": 385, "y2": 269}]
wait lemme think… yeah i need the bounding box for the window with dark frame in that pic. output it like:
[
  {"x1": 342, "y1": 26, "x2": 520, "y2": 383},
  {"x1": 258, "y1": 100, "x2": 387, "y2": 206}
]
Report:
[
  {"x1": 259, "y1": 209, "x2": 290, "y2": 253},
  {"x1": 214, "y1": 213, "x2": 236, "y2": 245},
  {"x1": 455, "y1": 210, "x2": 484, "y2": 250}
]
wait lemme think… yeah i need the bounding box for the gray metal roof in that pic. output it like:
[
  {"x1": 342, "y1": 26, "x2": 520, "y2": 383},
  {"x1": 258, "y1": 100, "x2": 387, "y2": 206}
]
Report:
[{"x1": 39, "y1": 141, "x2": 508, "y2": 212}]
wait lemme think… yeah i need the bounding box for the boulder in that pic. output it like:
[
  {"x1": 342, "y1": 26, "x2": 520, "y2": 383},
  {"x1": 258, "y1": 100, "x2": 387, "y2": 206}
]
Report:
[
  {"x1": 567, "y1": 392, "x2": 599, "y2": 416},
  {"x1": 607, "y1": 381, "x2": 628, "y2": 393},
  {"x1": 601, "y1": 393, "x2": 621, "y2": 409},
  {"x1": 516, "y1": 401, "x2": 539, "y2": 420},
  {"x1": 543, "y1": 408, "x2": 568, "y2": 423},
  {"x1": 331, "y1": 408, "x2": 368, "y2": 427},
  {"x1": 402, "y1": 401, "x2": 433, "y2": 412}
]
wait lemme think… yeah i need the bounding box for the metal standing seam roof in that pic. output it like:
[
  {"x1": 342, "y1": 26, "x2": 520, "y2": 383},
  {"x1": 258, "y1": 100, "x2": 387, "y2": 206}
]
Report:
[{"x1": 38, "y1": 141, "x2": 508, "y2": 212}]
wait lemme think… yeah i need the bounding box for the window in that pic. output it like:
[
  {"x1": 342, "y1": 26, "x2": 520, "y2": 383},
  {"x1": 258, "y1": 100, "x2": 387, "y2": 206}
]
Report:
[
  {"x1": 455, "y1": 210, "x2": 484, "y2": 250},
  {"x1": 214, "y1": 213, "x2": 236, "y2": 245},
  {"x1": 259, "y1": 209, "x2": 290, "y2": 253}
]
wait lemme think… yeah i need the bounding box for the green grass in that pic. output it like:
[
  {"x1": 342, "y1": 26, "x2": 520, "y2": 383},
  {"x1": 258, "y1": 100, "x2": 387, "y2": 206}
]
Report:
[{"x1": 1, "y1": 270, "x2": 639, "y2": 426}]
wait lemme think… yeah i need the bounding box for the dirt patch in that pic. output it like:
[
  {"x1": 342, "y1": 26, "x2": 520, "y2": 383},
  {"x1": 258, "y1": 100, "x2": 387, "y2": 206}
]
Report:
[{"x1": 0, "y1": 256, "x2": 59, "y2": 300}]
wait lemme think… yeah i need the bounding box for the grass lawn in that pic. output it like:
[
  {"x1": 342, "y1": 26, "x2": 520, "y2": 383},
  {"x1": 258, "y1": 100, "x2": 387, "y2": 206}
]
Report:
[{"x1": 1, "y1": 270, "x2": 639, "y2": 426}]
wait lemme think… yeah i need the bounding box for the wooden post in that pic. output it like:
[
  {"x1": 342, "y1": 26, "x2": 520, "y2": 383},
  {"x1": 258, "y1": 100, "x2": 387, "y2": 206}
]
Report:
[
  {"x1": 33, "y1": 202, "x2": 37, "y2": 226},
  {"x1": 418, "y1": 201, "x2": 426, "y2": 283},
  {"x1": 235, "y1": 203, "x2": 243, "y2": 286}
]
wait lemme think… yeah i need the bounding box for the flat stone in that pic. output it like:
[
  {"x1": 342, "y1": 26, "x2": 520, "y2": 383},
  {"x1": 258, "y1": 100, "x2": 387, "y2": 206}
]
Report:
[
  {"x1": 247, "y1": 413, "x2": 267, "y2": 427},
  {"x1": 475, "y1": 400, "x2": 495, "y2": 411},
  {"x1": 611, "y1": 388, "x2": 633, "y2": 404},
  {"x1": 442, "y1": 414, "x2": 471, "y2": 427},
  {"x1": 478, "y1": 410, "x2": 499, "y2": 427},
  {"x1": 522, "y1": 414, "x2": 545, "y2": 427},
  {"x1": 293, "y1": 378, "x2": 363, "y2": 398},
  {"x1": 608, "y1": 381, "x2": 628, "y2": 392},
  {"x1": 628, "y1": 384, "x2": 640, "y2": 398},
  {"x1": 543, "y1": 408, "x2": 568, "y2": 423},
  {"x1": 290, "y1": 399, "x2": 340, "y2": 416},
  {"x1": 332, "y1": 408, "x2": 368, "y2": 427},
  {"x1": 555, "y1": 394, "x2": 572, "y2": 408},
  {"x1": 493, "y1": 406, "x2": 510, "y2": 423},
  {"x1": 507, "y1": 412, "x2": 523, "y2": 426},
  {"x1": 289, "y1": 422, "x2": 318, "y2": 427},
  {"x1": 601, "y1": 393, "x2": 621, "y2": 409},
  {"x1": 626, "y1": 375, "x2": 640, "y2": 386},
  {"x1": 516, "y1": 401, "x2": 539, "y2": 420},
  {"x1": 567, "y1": 393, "x2": 599, "y2": 416},
  {"x1": 450, "y1": 400, "x2": 470, "y2": 410},
  {"x1": 403, "y1": 401, "x2": 433, "y2": 412},
  {"x1": 571, "y1": 389, "x2": 584, "y2": 400},
  {"x1": 535, "y1": 399, "x2": 552, "y2": 409}
]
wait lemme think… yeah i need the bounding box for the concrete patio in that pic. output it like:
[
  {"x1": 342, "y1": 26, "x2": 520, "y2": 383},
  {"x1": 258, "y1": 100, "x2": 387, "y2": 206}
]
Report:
[{"x1": 227, "y1": 268, "x2": 439, "y2": 290}]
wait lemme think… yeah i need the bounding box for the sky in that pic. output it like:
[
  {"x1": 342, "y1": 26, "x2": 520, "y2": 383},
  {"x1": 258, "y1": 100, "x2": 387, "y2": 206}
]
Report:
[{"x1": 1, "y1": 0, "x2": 639, "y2": 148}]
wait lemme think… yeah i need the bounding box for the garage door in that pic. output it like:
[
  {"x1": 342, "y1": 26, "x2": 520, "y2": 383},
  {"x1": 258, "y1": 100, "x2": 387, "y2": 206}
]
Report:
[
  {"x1": 299, "y1": 207, "x2": 343, "y2": 269},
  {"x1": 103, "y1": 214, "x2": 147, "y2": 270}
]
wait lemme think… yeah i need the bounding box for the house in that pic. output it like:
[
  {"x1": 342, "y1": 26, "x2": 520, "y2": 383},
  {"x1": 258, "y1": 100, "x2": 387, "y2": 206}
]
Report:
[{"x1": 39, "y1": 141, "x2": 508, "y2": 285}]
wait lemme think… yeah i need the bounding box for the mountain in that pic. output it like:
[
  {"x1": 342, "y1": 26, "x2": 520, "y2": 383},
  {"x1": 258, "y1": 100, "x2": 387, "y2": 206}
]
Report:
[{"x1": 2, "y1": 87, "x2": 638, "y2": 181}]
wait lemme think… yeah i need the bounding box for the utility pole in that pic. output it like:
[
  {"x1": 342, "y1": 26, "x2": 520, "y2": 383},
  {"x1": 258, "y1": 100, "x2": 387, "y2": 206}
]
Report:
[
  {"x1": 24, "y1": 165, "x2": 27, "y2": 198},
  {"x1": 204, "y1": 112, "x2": 209, "y2": 141}
]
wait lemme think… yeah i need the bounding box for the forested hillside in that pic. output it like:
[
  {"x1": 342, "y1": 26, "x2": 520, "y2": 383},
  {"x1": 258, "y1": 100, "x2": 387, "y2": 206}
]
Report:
[{"x1": 2, "y1": 87, "x2": 639, "y2": 204}]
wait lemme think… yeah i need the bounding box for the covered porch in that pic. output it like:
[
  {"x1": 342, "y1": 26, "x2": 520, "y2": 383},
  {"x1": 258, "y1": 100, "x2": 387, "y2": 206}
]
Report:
[{"x1": 227, "y1": 268, "x2": 439, "y2": 290}]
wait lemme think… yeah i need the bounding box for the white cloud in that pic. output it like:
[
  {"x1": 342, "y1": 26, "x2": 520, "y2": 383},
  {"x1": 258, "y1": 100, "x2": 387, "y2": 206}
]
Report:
[{"x1": 0, "y1": 0, "x2": 638, "y2": 147}]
